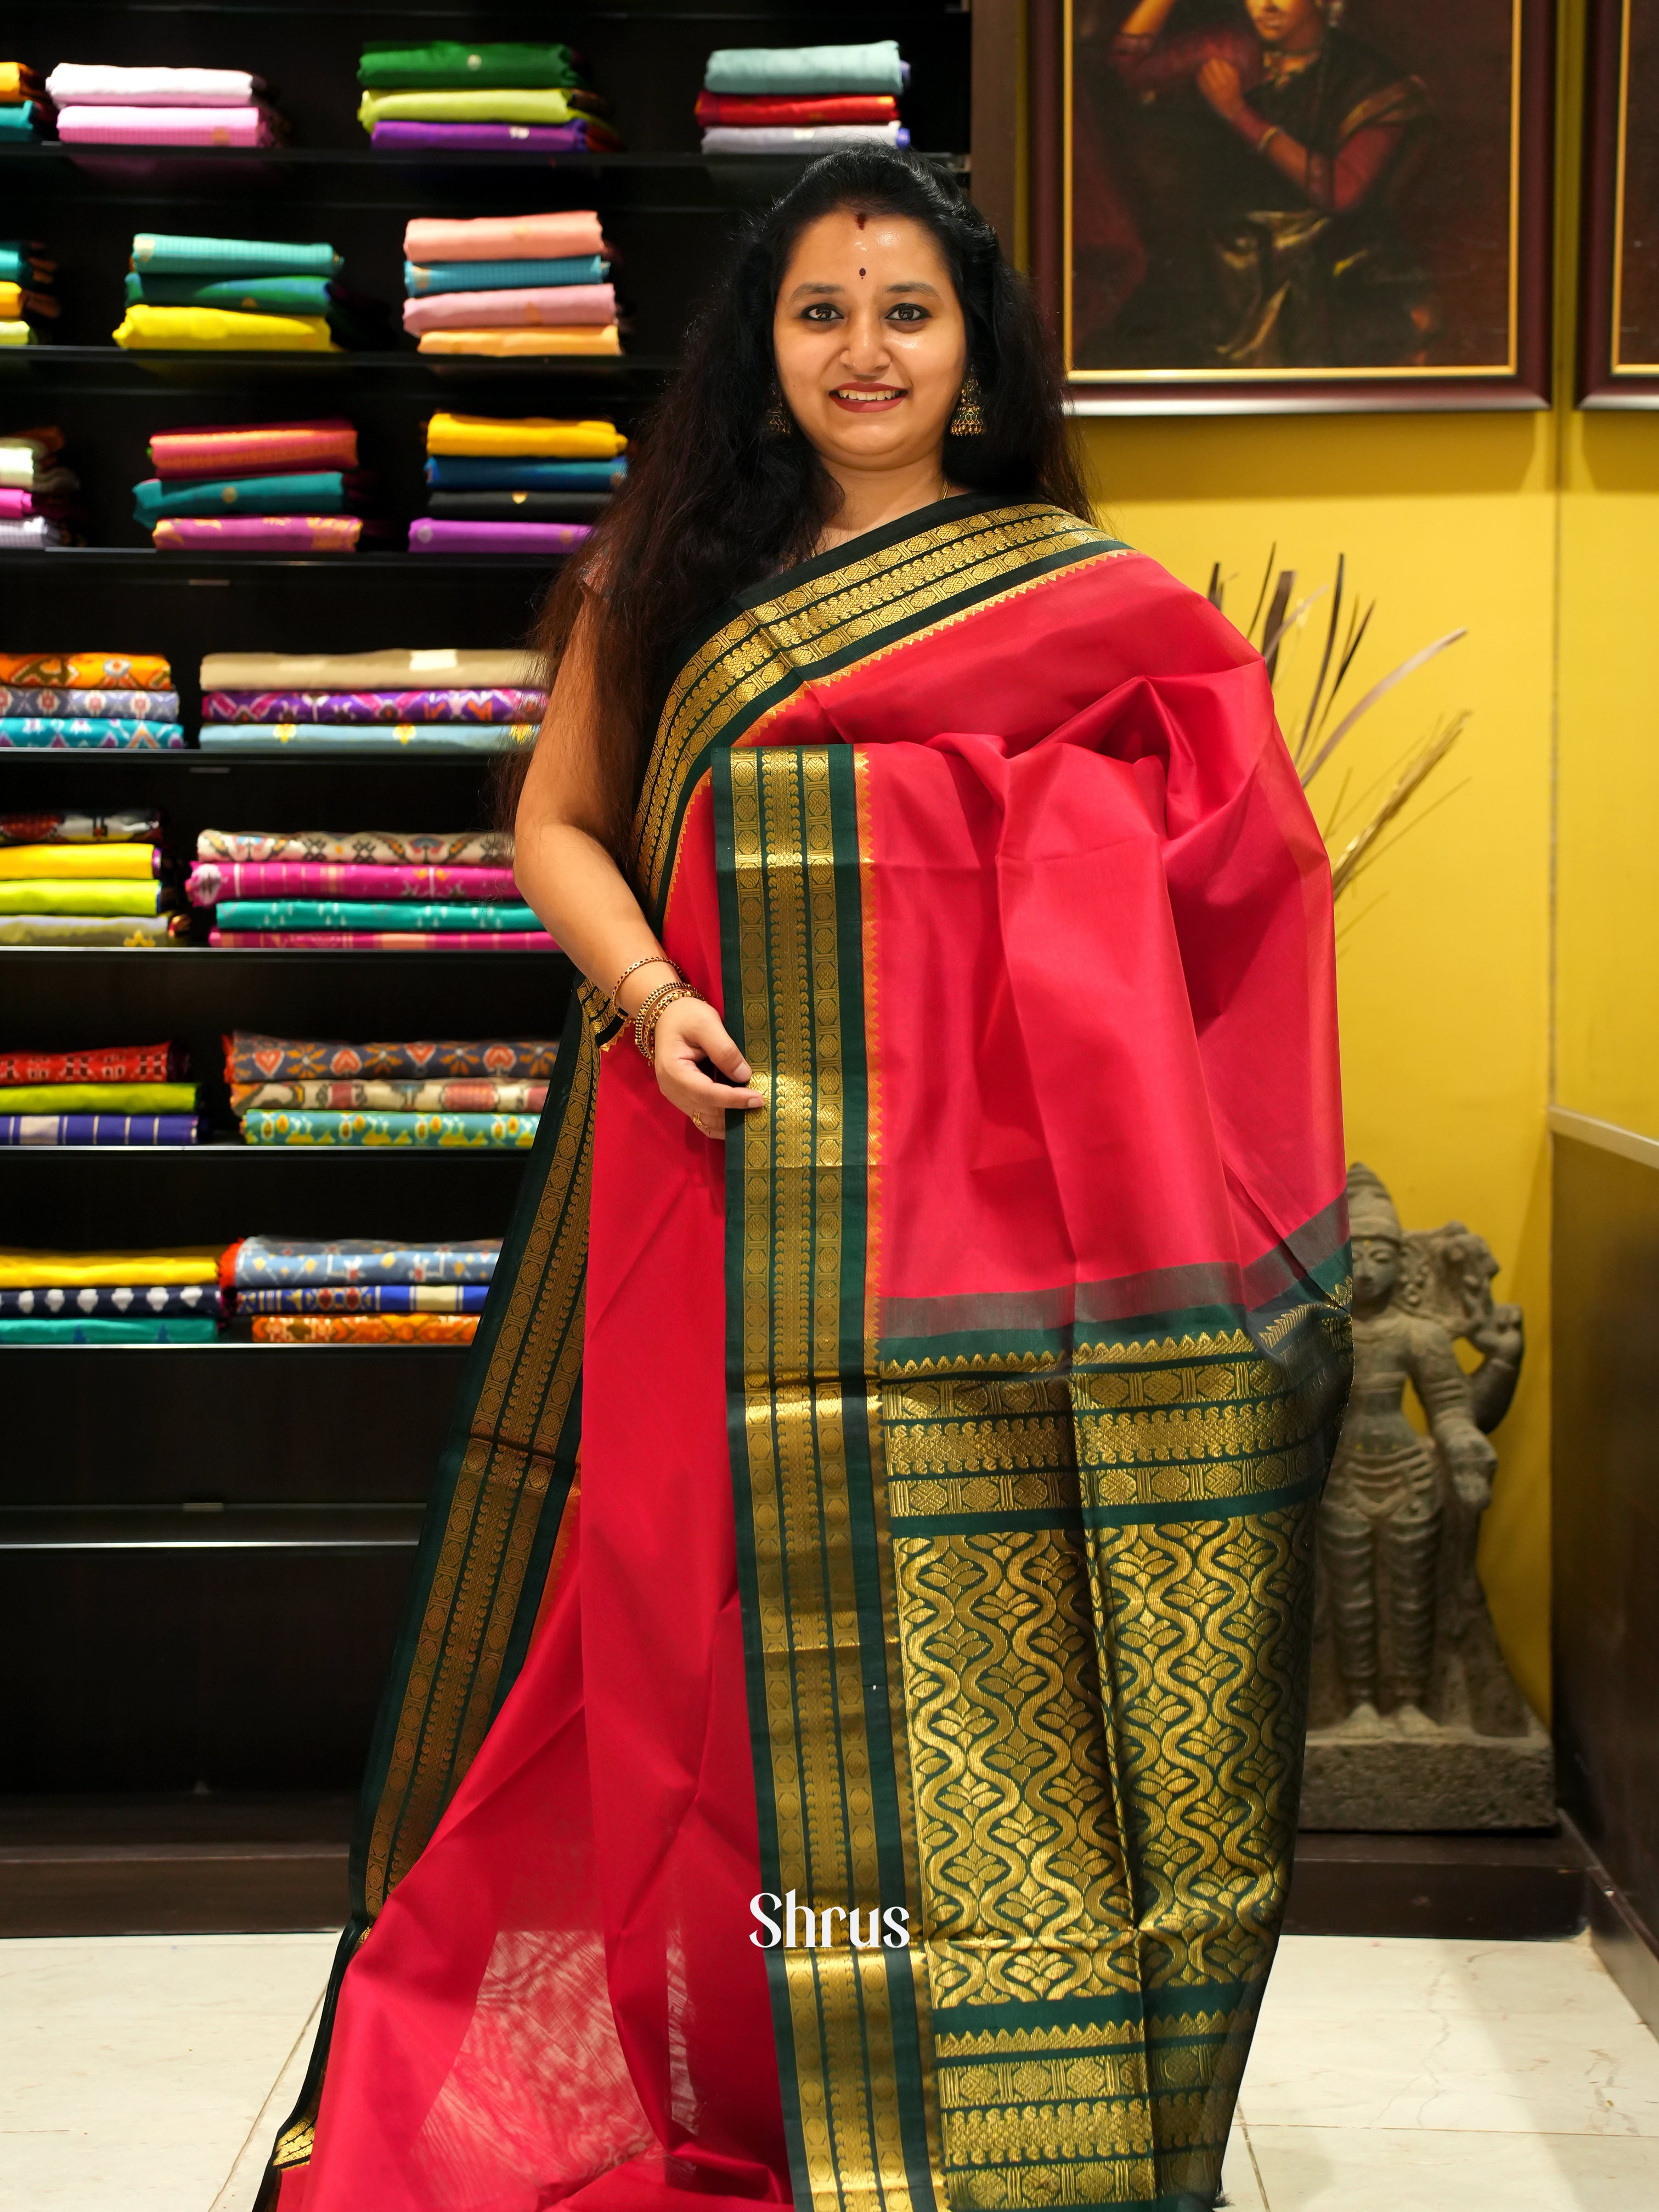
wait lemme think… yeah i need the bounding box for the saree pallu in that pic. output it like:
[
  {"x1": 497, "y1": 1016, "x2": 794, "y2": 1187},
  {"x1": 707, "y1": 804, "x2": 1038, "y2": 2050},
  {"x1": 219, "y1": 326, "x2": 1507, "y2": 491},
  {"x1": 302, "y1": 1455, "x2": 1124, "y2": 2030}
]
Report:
[
  {"x1": 264, "y1": 496, "x2": 1350, "y2": 2212},
  {"x1": 242, "y1": 1108, "x2": 538, "y2": 1148},
  {"x1": 224, "y1": 1034, "x2": 556, "y2": 1082},
  {"x1": 0, "y1": 1114, "x2": 199, "y2": 1144},
  {"x1": 201, "y1": 690, "x2": 545, "y2": 725}
]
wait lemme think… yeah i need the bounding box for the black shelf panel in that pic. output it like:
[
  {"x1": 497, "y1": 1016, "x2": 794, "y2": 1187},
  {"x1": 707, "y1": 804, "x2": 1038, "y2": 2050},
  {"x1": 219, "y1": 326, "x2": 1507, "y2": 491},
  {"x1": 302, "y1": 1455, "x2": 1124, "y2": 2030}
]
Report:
[
  {"x1": 0, "y1": 1505, "x2": 425, "y2": 1550},
  {"x1": 0, "y1": 345, "x2": 674, "y2": 383},
  {"x1": 3, "y1": 144, "x2": 967, "y2": 173},
  {"x1": 0, "y1": 548, "x2": 575, "y2": 571}
]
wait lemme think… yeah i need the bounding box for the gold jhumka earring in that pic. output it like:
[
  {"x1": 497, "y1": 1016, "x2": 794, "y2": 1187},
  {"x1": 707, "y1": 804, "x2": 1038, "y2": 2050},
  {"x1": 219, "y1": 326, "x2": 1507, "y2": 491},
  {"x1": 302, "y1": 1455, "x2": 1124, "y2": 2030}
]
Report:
[
  {"x1": 764, "y1": 388, "x2": 792, "y2": 437},
  {"x1": 948, "y1": 373, "x2": 986, "y2": 436}
]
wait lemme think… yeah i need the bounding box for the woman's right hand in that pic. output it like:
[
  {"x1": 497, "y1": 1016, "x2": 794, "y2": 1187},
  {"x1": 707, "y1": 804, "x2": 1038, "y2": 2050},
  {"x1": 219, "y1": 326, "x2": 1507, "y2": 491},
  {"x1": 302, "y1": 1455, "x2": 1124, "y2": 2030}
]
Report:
[{"x1": 653, "y1": 996, "x2": 765, "y2": 1139}]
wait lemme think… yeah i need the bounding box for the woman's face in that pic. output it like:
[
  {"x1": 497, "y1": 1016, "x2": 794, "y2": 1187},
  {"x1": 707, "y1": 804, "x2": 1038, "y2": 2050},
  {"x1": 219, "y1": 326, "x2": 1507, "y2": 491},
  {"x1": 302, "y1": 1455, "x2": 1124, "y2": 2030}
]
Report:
[
  {"x1": 772, "y1": 209, "x2": 968, "y2": 477},
  {"x1": 1245, "y1": 0, "x2": 1325, "y2": 50}
]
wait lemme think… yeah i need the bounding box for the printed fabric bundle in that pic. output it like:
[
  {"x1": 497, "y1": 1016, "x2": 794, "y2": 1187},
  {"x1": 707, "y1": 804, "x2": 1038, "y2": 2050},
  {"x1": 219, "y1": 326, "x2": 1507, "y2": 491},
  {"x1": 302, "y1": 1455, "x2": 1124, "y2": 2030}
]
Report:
[
  {"x1": 413, "y1": 413, "x2": 624, "y2": 556},
  {"x1": 196, "y1": 650, "x2": 544, "y2": 753},
  {"x1": 191, "y1": 826, "x2": 553, "y2": 949},
  {"x1": 402, "y1": 208, "x2": 620, "y2": 369},
  {"x1": 357, "y1": 42, "x2": 622, "y2": 154},
  {"x1": 225, "y1": 1234, "x2": 503, "y2": 1342},
  {"x1": 0, "y1": 1244, "x2": 222, "y2": 1341},
  {"x1": 139, "y1": 418, "x2": 382, "y2": 553},
  {"x1": 0, "y1": 426, "x2": 79, "y2": 546},
  {"x1": 115, "y1": 233, "x2": 387, "y2": 354},
  {"x1": 224, "y1": 1028, "x2": 550, "y2": 1149},
  {"x1": 45, "y1": 63, "x2": 290, "y2": 149},
  {"x1": 697, "y1": 40, "x2": 910, "y2": 152},
  {"x1": 0, "y1": 658, "x2": 181, "y2": 753},
  {"x1": 0, "y1": 224, "x2": 58, "y2": 348}
]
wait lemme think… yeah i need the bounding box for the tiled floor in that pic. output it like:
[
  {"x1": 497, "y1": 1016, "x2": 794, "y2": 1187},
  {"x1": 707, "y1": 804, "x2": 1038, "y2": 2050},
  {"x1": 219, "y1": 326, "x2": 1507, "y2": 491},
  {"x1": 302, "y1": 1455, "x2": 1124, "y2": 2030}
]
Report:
[{"x1": 3, "y1": 1930, "x2": 1657, "y2": 2209}]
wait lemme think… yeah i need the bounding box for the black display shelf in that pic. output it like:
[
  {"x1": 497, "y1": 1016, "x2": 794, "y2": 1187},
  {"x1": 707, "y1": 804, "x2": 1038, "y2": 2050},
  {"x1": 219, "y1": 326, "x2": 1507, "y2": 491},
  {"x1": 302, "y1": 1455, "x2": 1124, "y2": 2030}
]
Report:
[
  {"x1": 0, "y1": 1505, "x2": 426, "y2": 1549},
  {"x1": 1, "y1": 144, "x2": 967, "y2": 173},
  {"x1": 0, "y1": 548, "x2": 577, "y2": 571}
]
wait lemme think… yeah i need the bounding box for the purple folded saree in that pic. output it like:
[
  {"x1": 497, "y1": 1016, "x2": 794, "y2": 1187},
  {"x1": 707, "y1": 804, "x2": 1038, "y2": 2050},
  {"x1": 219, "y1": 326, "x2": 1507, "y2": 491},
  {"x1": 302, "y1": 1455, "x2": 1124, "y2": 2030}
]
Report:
[
  {"x1": 201, "y1": 688, "x2": 545, "y2": 725},
  {"x1": 408, "y1": 518, "x2": 590, "y2": 555},
  {"x1": 0, "y1": 1114, "x2": 200, "y2": 1144},
  {"x1": 155, "y1": 516, "x2": 361, "y2": 551},
  {"x1": 188, "y1": 861, "x2": 519, "y2": 904},
  {"x1": 370, "y1": 121, "x2": 602, "y2": 153}
]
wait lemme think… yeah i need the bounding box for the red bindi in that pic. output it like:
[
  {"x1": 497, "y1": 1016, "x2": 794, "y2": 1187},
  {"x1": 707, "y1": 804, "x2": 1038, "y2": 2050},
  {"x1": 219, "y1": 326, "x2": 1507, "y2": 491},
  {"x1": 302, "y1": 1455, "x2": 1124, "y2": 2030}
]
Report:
[{"x1": 859, "y1": 267, "x2": 866, "y2": 277}]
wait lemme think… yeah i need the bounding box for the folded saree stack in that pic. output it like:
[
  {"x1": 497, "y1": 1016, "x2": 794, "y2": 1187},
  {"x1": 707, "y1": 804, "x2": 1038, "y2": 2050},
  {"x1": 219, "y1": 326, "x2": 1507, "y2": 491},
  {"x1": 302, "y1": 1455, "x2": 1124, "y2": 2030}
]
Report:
[
  {"x1": 196, "y1": 647, "x2": 544, "y2": 752},
  {"x1": 0, "y1": 1245, "x2": 222, "y2": 1342},
  {"x1": 191, "y1": 825, "x2": 552, "y2": 949},
  {"x1": 115, "y1": 232, "x2": 387, "y2": 354},
  {"x1": 46, "y1": 64, "x2": 287, "y2": 149},
  {"x1": 402, "y1": 210, "x2": 620, "y2": 364},
  {"x1": 413, "y1": 413, "x2": 623, "y2": 554},
  {"x1": 0, "y1": 61, "x2": 47, "y2": 143},
  {"x1": 0, "y1": 800, "x2": 183, "y2": 945},
  {"x1": 0, "y1": 655, "x2": 181, "y2": 754},
  {"x1": 225, "y1": 1235, "x2": 500, "y2": 1342},
  {"x1": 357, "y1": 42, "x2": 621, "y2": 156},
  {"x1": 0, "y1": 1036, "x2": 199, "y2": 1143},
  {"x1": 0, "y1": 426, "x2": 77, "y2": 542},
  {"x1": 698, "y1": 40, "x2": 910, "y2": 153},
  {"x1": 225, "y1": 1028, "x2": 552, "y2": 1148},
  {"x1": 0, "y1": 232, "x2": 58, "y2": 348},
  {"x1": 139, "y1": 419, "x2": 380, "y2": 552}
]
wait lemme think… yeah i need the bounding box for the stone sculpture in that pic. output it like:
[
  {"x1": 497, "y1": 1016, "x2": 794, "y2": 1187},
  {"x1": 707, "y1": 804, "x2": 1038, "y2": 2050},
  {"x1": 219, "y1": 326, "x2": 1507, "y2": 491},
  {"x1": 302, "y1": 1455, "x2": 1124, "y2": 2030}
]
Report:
[{"x1": 1300, "y1": 1163, "x2": 1551, "y2": 1829}]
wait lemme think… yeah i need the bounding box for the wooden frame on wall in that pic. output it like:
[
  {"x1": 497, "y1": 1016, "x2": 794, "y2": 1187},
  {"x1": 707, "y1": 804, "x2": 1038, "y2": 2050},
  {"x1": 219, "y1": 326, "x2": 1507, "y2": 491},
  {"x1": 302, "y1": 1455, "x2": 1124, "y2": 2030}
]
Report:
[
  {"x1": 1029, "y1": 0, "x2": 1556, "y2": 413},
  {"x1": 1579, "y1": 0, "x2": 1659, "y2": 403}
]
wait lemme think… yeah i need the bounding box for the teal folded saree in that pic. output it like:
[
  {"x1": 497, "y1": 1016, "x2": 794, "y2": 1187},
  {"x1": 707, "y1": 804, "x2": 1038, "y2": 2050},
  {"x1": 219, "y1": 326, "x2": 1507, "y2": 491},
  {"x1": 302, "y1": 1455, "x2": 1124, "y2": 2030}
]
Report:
[{"x1": 134, "y1": 473, "x2": 353, "y2": 523}]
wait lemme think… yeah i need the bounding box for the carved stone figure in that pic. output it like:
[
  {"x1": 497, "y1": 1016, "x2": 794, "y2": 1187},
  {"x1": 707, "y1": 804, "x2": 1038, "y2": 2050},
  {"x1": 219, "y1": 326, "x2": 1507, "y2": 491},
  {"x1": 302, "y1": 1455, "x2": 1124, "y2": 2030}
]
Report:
[{"x1": 1300, "y1": 1162, "x2": 1551, "y2": 1829}]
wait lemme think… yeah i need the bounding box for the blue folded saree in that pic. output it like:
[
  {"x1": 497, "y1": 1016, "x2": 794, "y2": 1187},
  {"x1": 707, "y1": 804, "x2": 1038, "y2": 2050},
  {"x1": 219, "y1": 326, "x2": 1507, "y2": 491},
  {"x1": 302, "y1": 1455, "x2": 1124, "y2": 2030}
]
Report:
[
  {"x1": 242, "y1": 1108, "x2": 539, "y2": 1147},
  {"x1": 124, "y1": 272, "x2": 336, "y2": 314},
  {"x1": 422, "y1": 455, "x2": 627, "y2": 492},
  {"x1": 232, "y1": 1237, "x2": 500, "y2": 1288},
  {"x1": 216, "y1": 900, "x2": 541, "y2": 931},
  {"x1": 0, "y1": 1114, "x2": 200, "y2": 1144},
  {"x1": 702, "y1": 40, "x2": 904, "y2": 95},
  {"x1": 134, "y1": 473, "x2": 353, "y2": 523},
  {"x1": 0, "y1": 719, "x2": 185, "y2": 750},
  {"x1": 403, "y1": 255, "x2": 607, "y2": 295},
  {"x1": 132, "y1": 233, "x2": 343, "y2": 278}
]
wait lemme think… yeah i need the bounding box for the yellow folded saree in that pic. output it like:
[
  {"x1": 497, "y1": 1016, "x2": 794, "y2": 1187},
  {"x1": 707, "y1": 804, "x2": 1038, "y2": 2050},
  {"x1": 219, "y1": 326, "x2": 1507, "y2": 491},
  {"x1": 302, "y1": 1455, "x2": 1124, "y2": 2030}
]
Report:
[
  {"x1": 0, "y1": 880, "x2": 162, "y2": 916},
  {"x1": 357, "y1": 88, "x2": 586, "y2": 128},
  {"x1": 0, "y1": 844, "x2": 156, "y2": 881},
  {"x1": 416, "y1": 325, "x2": 621, "y2": 357},
  {"x1": 0, "y1": 321, "x2": 32, "y2": 348},
  {"x1": 0, "y1": 1248, "x2": 222, "y2": 1288},
  {"x1": 425, "y1": 413, "x2": 627, "y2": 458},
  {"x1": 112, "y1": 306, "x2": 340, "y2": 353}
]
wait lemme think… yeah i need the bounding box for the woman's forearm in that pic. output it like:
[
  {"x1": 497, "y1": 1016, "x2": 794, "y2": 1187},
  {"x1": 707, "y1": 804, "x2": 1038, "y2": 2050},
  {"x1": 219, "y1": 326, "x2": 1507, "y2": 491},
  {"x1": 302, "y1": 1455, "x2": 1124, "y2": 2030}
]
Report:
[{"x1": 513, "y1": 816, "x2": 678, "y2": 1019}]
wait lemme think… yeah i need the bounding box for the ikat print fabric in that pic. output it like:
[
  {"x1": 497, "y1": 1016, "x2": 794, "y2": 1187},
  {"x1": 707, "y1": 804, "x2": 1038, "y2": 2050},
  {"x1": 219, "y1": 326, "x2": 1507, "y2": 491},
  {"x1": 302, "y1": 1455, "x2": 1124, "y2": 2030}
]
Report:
[
  {"x1": 222, "y1": 1033, "x2": 551, "y2": 1148},
  {"x1": 0, "y1": 1114, "x2": 200, "y2": 1143},
  {"x1": 250, "y1": 1313, "x2": 478, "y2": 1344},
  {"x1": 237, "y1": 1284, "x2": 488, "y2": 1313},
  {"x1": 242, "y1": 1108, "x2": 538, "y2": 1147},
  {"x1": 224, "y1": 1033, "x2": 555, "y2": 1081},
  {"x1": 187, "y1": 861, "x2": 519, "y2": 902},
  {"x1": 227, "y1": 1238, "x2": 500, "y2": 1286},
  {"x1": 195, "y1": 652, "x2": 541, "y2": 751},
  {"x1": 201, "y1": 830, "x2": 512, "y2": 866}
]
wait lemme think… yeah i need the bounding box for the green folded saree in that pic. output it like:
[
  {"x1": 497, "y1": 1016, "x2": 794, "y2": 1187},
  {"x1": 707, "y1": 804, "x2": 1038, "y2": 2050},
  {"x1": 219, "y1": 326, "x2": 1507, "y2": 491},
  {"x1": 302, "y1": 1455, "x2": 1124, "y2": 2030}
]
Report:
[
  {"x1": 0, "y1": 1082, "x2": 196, "y2": 1113},
  {"x1": 358, "y1": 41, "x2": 584, "y2": 89},
  {"x1": 0, "y1": 880, "x2": 162, "y2": 916}
]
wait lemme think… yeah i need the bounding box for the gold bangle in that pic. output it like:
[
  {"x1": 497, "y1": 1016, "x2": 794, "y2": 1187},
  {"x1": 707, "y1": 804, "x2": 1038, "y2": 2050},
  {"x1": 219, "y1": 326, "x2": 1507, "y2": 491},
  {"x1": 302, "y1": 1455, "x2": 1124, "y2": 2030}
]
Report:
[
  {"x1": 606, "y1": 953, "x2": 680, "y2": 1021},
  {"x1": 634, "y1": 981, "x2": 704, "y2": 1065},
  {"x1": 1256, "y1": 123, "x2": 1281, "y2": 154}
]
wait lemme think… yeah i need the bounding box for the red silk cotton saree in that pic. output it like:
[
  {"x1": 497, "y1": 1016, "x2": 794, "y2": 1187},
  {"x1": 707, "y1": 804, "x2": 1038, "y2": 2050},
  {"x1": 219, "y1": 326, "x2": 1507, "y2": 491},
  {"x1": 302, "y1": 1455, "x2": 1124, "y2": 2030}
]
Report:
[{"x1": 261, "y1": 495, "x2": 1351, "y2": 2212}]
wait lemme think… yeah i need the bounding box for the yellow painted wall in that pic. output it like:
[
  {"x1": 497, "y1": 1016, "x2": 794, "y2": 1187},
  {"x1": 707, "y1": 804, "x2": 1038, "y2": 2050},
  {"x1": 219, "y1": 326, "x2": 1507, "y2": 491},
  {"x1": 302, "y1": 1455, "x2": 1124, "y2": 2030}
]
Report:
[{"x1": 1080, "y1": 415, "x2": 1557, "y2": 1718}]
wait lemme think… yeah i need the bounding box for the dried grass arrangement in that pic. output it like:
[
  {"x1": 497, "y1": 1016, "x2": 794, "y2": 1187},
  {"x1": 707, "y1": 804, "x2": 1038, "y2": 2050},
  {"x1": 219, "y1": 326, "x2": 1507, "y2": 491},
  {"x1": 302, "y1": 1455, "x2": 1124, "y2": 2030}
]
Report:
[{"x1": 1207, "y1": 550, "x2": 1469, "y2": 906}]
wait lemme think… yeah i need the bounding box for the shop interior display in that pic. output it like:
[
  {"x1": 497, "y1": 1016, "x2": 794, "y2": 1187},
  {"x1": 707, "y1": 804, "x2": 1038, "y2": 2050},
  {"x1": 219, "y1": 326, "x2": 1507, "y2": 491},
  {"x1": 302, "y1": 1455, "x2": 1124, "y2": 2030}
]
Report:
[{"x1": 0, "y1": 1, "x2": 971, "y2": 1808}]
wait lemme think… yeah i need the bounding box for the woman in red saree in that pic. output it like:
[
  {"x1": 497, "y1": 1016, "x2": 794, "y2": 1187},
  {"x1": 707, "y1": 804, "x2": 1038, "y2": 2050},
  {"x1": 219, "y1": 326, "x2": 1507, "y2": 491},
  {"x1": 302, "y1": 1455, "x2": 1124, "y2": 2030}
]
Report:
[{"x1": 258, "y1": 151, "x2": 1350, "y2": 2212}]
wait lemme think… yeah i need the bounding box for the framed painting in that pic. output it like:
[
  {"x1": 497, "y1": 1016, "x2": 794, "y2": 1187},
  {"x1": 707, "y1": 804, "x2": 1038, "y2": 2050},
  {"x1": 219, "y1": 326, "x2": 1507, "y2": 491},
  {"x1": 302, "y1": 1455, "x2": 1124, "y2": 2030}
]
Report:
[
  {"x1": 1028, "y1": 0, "x2": 1555, "y2": 411},
  {"x1": 1580, "y1": 0, "x2": 1659, "y2": 402}
]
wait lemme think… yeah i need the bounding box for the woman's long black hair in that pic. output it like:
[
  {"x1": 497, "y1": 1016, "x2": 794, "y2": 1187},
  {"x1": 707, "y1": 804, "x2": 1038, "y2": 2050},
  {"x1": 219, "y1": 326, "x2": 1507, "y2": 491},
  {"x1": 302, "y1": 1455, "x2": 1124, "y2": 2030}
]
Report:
[{"x1": 526, "y1": 147, "x2": 1092, "y2": 857}]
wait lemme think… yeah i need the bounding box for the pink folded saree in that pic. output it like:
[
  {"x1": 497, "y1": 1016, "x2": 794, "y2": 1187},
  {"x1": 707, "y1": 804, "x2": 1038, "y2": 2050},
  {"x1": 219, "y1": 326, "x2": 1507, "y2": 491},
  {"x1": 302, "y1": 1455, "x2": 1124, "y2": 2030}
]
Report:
[
  {"x1": 210, "y1": 930, "x2": 555, "y2": 951},
  {"x1": 402, "y1": 284, "x2": 616, "y2": 334},
  {"x1": 403, "y1": 212, "x2": 605, "y2": 263},
  {"x1": 154, "y1": 517, "x2": 362, "y2": 551},
  {"x1": 188, "y1": 861, "x2": 520, "y2": 904},
  {"x1": 415, "y1": 325, "x2": 620, "y2": 357},
  {"x1": 150, "y1": 420, "x2": 359, "y2": 480},
  {"x1": 57, "y1": 105, "x2": 280, "y2": 148}
]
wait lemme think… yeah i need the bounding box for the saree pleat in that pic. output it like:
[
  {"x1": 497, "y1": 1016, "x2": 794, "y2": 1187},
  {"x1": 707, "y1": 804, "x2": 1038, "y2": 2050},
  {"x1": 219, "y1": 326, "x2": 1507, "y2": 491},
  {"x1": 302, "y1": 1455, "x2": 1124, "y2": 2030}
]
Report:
[{"x1": 261, "y1": 496, "x2": 1349, "y2": 2212}]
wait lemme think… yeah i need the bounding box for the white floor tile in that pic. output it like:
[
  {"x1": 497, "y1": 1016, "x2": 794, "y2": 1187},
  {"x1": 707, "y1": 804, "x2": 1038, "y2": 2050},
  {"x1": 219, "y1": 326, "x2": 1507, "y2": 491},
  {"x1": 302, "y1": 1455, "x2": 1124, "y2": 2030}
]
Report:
[
  {"x1": 1244, "y1": 1933, "x2": 1659, "y2": 2140},
  {"x1": 1245, "y1": 2123, "x2": 1659, "y2": 2209},
  {"x1": 0, "y1": 1932, "x2": 334, "y2": 2212}
]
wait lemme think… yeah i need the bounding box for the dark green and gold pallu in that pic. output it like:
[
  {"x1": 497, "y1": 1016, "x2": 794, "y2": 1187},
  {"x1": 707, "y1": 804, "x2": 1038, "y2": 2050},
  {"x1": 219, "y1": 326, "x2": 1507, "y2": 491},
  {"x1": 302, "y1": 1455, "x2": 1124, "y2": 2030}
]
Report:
[{"x1": 261, "y1": 498, "x2": 1351, "y2": 2211}]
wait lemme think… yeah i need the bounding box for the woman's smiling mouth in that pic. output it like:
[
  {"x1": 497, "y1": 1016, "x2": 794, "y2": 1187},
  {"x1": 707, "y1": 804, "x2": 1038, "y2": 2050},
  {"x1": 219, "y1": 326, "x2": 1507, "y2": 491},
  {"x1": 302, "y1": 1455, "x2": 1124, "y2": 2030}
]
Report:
[{"x1": 828, "y1": 384, "x2": 907, "y2": 411}]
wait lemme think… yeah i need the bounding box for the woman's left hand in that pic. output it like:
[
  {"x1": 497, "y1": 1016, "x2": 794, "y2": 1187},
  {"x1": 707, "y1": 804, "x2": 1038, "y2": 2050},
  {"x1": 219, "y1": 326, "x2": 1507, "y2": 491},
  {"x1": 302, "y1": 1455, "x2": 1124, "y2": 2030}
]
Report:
[
  {"x1": 653, "y1": 996, "x2": 765, "y2": 1140},
  {"x1": 1197, "y1": 57, "x2": 1246, "y2": 121}
]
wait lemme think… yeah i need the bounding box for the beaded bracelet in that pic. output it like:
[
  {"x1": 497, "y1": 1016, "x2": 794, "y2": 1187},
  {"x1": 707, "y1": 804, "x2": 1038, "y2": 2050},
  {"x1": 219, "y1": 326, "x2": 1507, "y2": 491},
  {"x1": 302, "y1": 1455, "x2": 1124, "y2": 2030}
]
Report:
[{"x1": 634, "y1": 980, "x2": 705, "y2": 1065}]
